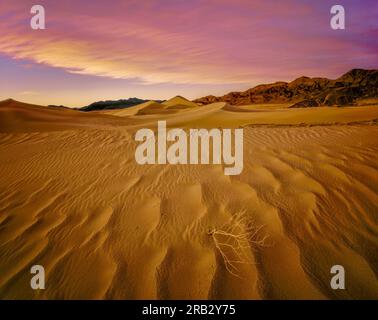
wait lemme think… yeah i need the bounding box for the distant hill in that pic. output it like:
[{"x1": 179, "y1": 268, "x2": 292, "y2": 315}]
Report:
[
  {"x1": 80, "y1": 97, "x2": 164, "y2": 111},
  {"x1": 47, "y1": 104, "x2": 72, "y2": 110},
  {"x1": 194, "y1": 69, "x2": 378, "y2": 107}
]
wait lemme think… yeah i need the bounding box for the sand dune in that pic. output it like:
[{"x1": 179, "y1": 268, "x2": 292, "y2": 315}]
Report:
[
  {"x1": 101, "y1": 96, "x2": 199, "y2": 117},
  {"x1": 0, "y1": 99, "x2": 377, "y2": 299},
  {"x1": 163, "y1": 96, "x2": 199, "y2": 109},
  {"x1": 0, "y1": 99, "x2": 137, "y2": 133},
  {"x1": 102, "y1": 100, "x2": 164, "y2": 117}
]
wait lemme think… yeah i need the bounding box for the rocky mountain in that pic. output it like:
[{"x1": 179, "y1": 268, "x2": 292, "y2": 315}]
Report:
[{"x1": 194, "y1": 69, "x2": 378, "y2": 107}]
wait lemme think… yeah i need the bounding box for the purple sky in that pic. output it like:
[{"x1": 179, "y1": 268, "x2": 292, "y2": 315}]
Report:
[{"x1": 0, "y1": 0, "x2": 377, "y2": 106}]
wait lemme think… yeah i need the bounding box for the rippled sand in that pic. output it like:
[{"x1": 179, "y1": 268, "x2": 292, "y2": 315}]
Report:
[{"x1": 0, "y1": 99, "x2": 377, "y2": 299}]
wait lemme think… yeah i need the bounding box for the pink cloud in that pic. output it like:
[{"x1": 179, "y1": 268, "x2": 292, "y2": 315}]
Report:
[{"x1": 0, "y1": 0, "x2": 376, "y2": 86}]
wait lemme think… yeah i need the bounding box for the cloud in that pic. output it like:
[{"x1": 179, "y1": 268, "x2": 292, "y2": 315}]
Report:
[{"x1": 0, "y1": 0, "x2": 376, "y2": 85}]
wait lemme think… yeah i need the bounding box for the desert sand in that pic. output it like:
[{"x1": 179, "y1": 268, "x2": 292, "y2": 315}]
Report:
[{"x1": 0, "y1": 97, "x2": 377, "y2": 299}]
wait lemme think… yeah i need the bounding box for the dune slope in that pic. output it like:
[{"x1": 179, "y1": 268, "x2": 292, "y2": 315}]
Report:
[{"x1": 0, "y1": 100, "x2": 377, "y2": 299}]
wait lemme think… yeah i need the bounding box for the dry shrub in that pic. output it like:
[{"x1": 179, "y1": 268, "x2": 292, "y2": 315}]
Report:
[{"x1": 208, "y1": 212, "x2": 269, "y2": 277}]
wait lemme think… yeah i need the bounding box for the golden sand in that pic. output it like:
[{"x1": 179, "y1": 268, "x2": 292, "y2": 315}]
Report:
[{"x1": 0, "y1": 99, "x2": 377, "y2": 299}]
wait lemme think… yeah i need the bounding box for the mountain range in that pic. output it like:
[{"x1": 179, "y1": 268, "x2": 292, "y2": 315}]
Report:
[
  {"x1": 7, "y1": 69, "x2": 378, "y2": 111},
  {"x1": 79, "y1": 98, "x2": 164, "y2": 111},
  {"x1": 194, "y1": 69, "x2": 378, "y2": 107}
]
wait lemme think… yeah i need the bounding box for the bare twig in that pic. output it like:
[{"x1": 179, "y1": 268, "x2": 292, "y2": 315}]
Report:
[{"x1": 208, "y1": 211, "x2": 269, "y2": 277}]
